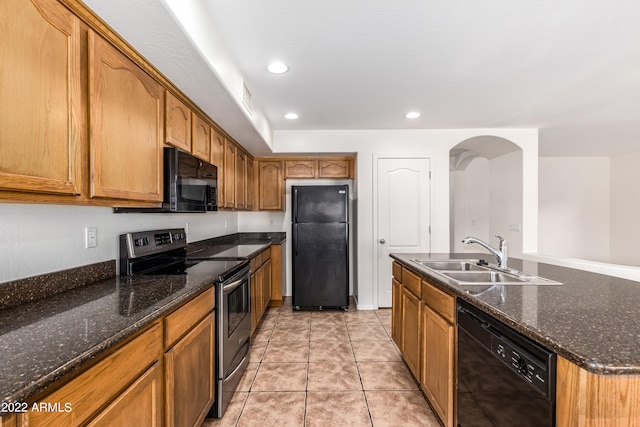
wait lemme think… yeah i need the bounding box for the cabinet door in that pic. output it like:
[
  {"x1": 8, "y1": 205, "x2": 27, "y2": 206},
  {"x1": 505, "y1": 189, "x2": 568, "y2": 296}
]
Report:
[
  {"x1": 401, "y1": 288, "x2": 421, "y2": 379},
  {"x1": 250, "y1": 270, "x2": 262, "y2": 334},
  {"x1": 223, "y1": 139, "x2": 236, "y2": 208},
  {"x1": 88, "y1": 31, "x2": 163, "y2": 202},
  {"x1": 165, "y1": 314, "x2": 215, "y2": 427},
  {"x1": 211, "y1": 128, "x2": 225, "y2": 206},
  {"x1": 269, "y1": 243, "x2": 284, "y2": 307},
  {"x1": 0, "y1": 0, "x2": 82, "y2": 196},
  {"x1": 391, "y1": 278, "x2": 402, "y2": 347},
  {"x1": 285, "y1": 160, "x2": 317, "y2": 178},
  {"x1": 421, "y1": 304, "x2": 455, "y2": 427},
  {"x1": 263, "y1": 259, "x2": 272, "y2": 310},
  {"x1": 236, "y1": 150, "x2": 246, "y2": 210},
  {"x1": 318, "y1": 160, "x2": 351, "y2": 178},
  {"x1": 165, "y1": 91, "x2": 191, "y2": 152},
  {"x1": 258, "y1": 161, "x2": 284, "y2": 210},
  {"x1": 191, "y1": 113, "x2": 210, "y2": 161},
  {"x1": 246, "y1": 158, "x2": 255, "y2": 211},
  {"x1": 87, "y1": 362, "x2": 162, "y2": 427}
]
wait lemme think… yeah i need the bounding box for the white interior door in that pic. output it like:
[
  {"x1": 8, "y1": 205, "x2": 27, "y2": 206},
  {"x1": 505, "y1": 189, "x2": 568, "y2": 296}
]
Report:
[{"x1": 376, "y1": 157, "x2": 431, "y2": 307}]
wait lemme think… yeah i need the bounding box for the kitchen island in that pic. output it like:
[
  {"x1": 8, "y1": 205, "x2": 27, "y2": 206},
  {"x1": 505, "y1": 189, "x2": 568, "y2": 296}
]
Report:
[{"x1": 391, "y1": 252, "x2": 640, "y2": 426}]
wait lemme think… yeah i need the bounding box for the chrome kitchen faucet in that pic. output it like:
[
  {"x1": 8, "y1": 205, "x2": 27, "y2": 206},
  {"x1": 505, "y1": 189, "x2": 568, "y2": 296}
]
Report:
[{"x1": 462, "y1": 235, "x2": 508, "y2": 269}]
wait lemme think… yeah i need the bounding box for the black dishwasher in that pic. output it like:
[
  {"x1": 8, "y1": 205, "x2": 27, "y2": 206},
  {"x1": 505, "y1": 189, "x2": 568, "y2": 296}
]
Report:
[{"x1": 457, "y1": 300, "x2": 556, "y2": 427}]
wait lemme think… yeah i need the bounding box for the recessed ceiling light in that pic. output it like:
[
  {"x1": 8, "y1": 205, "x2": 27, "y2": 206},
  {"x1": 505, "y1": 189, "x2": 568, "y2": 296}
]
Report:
[
  {"x1": 267, "y1": 61, "x2": 289, "y2": 74},
  {"x1": 405, "y1": 112, "x2": 421, "y2": 119},
  {"x1": 285, "y1": 113, "x2": 299, "y2": 120}
]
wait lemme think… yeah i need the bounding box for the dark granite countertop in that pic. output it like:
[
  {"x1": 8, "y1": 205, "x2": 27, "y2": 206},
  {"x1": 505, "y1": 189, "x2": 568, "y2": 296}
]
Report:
[
  {"x1": 390, "y1": 252, "x2": 640, "y2": 375},
  {"x1": 188, "y1": 232, "x2": 286, "y2": 260},
  {"x1": 0, "y1": 267, "x2": 224, "y2": 412},
  {"x1": 0, "y1": 232, "x2": 285, "y2": 412}
]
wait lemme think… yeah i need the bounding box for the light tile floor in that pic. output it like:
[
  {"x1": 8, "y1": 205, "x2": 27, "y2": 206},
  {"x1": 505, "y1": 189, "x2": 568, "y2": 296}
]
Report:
[{"x1": 202, "y1": 299, "x2": 441, "y2": 427}]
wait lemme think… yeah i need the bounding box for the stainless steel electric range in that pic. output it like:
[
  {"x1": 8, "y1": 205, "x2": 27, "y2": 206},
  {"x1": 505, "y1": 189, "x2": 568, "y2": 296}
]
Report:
[{"x1": 119, "y1": 228, "x2": 251, "y2": 419}]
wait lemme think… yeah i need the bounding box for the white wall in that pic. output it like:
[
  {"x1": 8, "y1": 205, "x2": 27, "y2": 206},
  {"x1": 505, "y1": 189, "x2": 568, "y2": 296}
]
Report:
[
  {"x1": 0, "y1": 204, "x2": 238, "y2": 283},
  {"x1": 451, "y1": 157, "x2": 491, "y2": 253},
  {"x1": 490, "y1": 151, "x2": 524, "y2": 259},
  {"x1": 610, "y1": 151, "x2": 640, "y2": 265},
  {"x1": 274, "y1": 128, "x2": 539, "y2": 309},
  {"x1": 538, "y1": 157, "x2": 611, "y2": 263}
]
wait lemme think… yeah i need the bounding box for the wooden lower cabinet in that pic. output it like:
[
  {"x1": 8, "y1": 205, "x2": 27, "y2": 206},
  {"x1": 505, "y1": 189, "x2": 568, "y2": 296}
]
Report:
[
  {"x1": 0, "y1": 414, "x2": 16, "y2": 427},
  {"x1": 23, "y1": 322, "x2": 163, "y2": 426},
  {"x1": 269, "y1": 243, "x2": 285, "y2": 307},
  {"x1": 87, "y1": 362, "x2": 163, "y2": 427},
  {"x1": 391, "y1": 278, "x2": 402, "y2": 345},
  {"x1": 421, "y1": 304, "x2": 455, "y2": 427},
  {"x1": 400, "y1": 288, "x2": 421, "y2": 379},
  {"x1": 164, "y1": 314, "x2": 215, "y2": 427},
  {"x1": 251, "y1": 248, "x2": 274, "y2": 333}
]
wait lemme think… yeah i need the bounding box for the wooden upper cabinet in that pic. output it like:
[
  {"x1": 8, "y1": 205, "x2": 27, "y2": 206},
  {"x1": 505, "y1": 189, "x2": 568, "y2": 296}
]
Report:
[
  {"x1": 191, "y1": 113, "x2": 210, "y2": 162},
  {"x1": 88, "y1": 31, "x2": 163, "y2": 202},
  {"x1": 223, "y1": 139, "x2": 236, "y2": 208},
  {"x1": 236, "y1": 149, "x2": 247, "y2": 210},
  {"x1": 0, "y1": 0, "x2": 82, "y2": 196},
  {"x1": 258, "y1": 161, "x2": 284, "y2": 211},
  {"x1": 246, "y1": 158, "x2": 255, "y2": 211},
  {"x1": 319, "y1": 159, "x2": 351, "y2": 178},
  {"x1": 211, "y1": 128, "x2": 225, "y2": 207},
  {"x1": 164, "y1": 91, "x2": 191, "y2": 152},
  {"x1": 285, "y1": 160, "x2": 317, "y2": 178}
]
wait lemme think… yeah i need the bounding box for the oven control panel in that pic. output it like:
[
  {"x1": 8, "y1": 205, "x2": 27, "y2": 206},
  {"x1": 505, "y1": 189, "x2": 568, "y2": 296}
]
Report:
[{"x1": 122, "y1": 228, "x2": 187, "y2": 258}]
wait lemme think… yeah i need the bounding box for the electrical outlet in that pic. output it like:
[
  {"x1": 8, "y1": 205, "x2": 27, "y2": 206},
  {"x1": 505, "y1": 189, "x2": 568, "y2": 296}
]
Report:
[
  {"x1": 85, "y1": 227, "x2": 97, "y2": 248},
  {"x1": 185, "y1": 222, "x2": 190, "y2": 237}
]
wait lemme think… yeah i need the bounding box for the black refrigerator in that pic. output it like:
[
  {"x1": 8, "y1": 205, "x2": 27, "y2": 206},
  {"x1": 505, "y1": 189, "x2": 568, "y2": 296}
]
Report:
[{"x1": 292, "y1": 185, "x2": 349, "y2": 310}]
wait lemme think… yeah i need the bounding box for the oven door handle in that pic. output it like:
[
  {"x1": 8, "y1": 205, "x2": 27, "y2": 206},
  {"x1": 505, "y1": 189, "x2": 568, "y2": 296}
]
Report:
[{"x1": 222, "y1": 277, "x2": 246, "y2": 293}]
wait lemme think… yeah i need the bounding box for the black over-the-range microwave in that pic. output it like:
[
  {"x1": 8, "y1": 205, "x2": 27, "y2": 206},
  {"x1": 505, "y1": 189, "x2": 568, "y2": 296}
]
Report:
[{"x1": 114, "y1": 147, "x2": 218, "y2": 213}]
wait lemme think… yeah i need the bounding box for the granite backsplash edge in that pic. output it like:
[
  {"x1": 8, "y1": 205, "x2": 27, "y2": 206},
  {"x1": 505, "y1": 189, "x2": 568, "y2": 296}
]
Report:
[{"x1": 0, "y1": 260, "x2": 116, "y2": 310}]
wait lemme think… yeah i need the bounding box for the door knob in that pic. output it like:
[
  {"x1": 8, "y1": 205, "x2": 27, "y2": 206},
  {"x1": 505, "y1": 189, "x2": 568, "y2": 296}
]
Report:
[{"x1": 379, "y1": 239, "x2": 386, "y2": 244}]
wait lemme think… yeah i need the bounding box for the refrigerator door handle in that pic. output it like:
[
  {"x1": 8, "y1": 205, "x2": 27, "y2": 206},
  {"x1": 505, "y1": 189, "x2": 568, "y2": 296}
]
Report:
[{"x1": 293, "y1": 223, "x2": 298, "y2": 256}]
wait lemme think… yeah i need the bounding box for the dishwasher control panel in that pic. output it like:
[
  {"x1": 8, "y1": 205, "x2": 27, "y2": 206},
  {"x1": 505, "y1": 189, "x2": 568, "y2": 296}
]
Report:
[{"x1": 491, "y1": 335, "x2": 548, "y2": 395}]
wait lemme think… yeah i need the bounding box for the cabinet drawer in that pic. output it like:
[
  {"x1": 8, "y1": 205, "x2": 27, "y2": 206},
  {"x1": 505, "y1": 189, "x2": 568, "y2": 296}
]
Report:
[
  {"x1": 250, "y1": 253, "x2": 262, "y2": 271},
  {"x1": 25, "y1": 322, "x2": 162, "y2": 426},
  {"x1": 165, "y1": 287, "x2": 214, "y2": 348},
  {"x1": 402, "y1": 268, "x2": 422, "y2": 298},
  {"x1": 422, "y1": 280, "x2": 455, "y2": 323},
  {"x1": 392, "y1": 261, "x2": 402, "y2": 281},
  {"x1": 261, "y1": 247, "x2": 271, "y2": 262}
]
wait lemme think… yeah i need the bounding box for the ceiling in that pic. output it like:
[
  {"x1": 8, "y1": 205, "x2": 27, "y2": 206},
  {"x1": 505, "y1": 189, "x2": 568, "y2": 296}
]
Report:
[{"x1": 82, "y1": 0, "x2": 640, "y2": 157}]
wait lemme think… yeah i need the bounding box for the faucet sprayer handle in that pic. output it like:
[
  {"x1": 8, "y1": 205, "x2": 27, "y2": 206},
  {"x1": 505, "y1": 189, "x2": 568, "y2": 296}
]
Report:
[{"x1": 495, "y1": 235, "x2": 506, "y2": 248}]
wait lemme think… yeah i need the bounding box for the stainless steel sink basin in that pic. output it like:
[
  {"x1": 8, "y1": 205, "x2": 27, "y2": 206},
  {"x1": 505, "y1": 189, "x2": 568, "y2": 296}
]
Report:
[
  {"x1": 411, "y1": 259, "x2": 485, "y2": 271},
  {"x1": 410, "y1": 258, "x2": 562, "y2": 286},
  {"x1": 442, "y1": 271, "x2": 526, "y2": 283}
]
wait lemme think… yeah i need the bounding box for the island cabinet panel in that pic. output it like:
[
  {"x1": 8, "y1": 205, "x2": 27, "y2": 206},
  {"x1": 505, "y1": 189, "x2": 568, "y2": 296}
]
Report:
[
  {"x1": 23, "y1": 321, "x2": 163, "y2": 426},
  {"x1": 0, "y1": 0, "x2": 82, "y2": 196},
  {"x1": 421, "y1": 304, "x2": 455, "y2": 427},
  {"x1": 258, "y1": 161, "x2": 284, "y2": 211},
  {"x1": 391, "y1": 277, "x2": 402, "y2": 346},
  {"x1": 164, "y1": 314, "x2": 215, "y2": 427},
  {"x1": 191, "y1": 113, "x2": 211, "y2": 162},
  {"x1": 88, "y1": 31, "x2": 163, "y2": 202},
  {"x1": 556, "y1": 355, "x2": 640, "y2": 426},
  {"x1": 86, "y1": 362, "x2": 162, "y2": 427},
  {"x1": 164, "y1": 91, "x2": 191, "y2": 152},
  {"x1": 400, "y1": 287, "x2": 422, "y2": 379}
]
